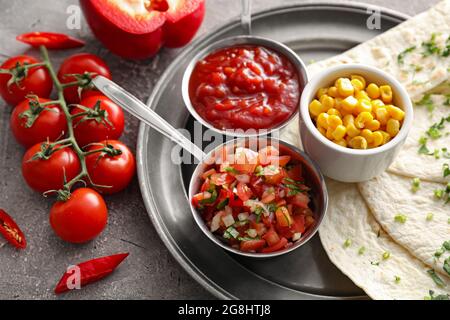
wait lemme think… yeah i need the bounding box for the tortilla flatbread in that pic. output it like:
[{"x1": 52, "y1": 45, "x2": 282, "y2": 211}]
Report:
[
  {"x1": 320, "y1": 180, "x2": 450, "y2": 300},
  {"x1": 358, "y1": 172, "x2": 450, "y2": 279},
  {"x1": 388, "y1": 94, "x2": 450, "y2": 183}
]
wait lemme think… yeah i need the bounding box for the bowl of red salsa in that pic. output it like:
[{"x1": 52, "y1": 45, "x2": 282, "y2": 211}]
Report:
[
  {"x1": 182, "y1": 36, "x2": 308, "y2": 136},
  {"x1": 189, "y1": 138, "x2": 327, "y2": 258}
]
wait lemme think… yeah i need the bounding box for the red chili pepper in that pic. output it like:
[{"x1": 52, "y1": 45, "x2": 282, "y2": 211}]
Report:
[
  {"x1": 0, "y1": 209, "x2": 26, "y2": 249},
  {"x1": 54, "y1": 253, "x2": 129, "y2": 294},
  {"x1": 17, "y1": 32, "x2": 85, "y2": 49}
]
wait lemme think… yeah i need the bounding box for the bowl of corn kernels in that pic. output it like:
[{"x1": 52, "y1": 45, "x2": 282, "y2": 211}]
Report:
[{"x1": 299, "y1": 64, "x2": 413, "y2": 183}]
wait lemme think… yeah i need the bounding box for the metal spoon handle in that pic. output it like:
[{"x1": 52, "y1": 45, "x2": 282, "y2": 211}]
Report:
[
  {"x1": 92, "y1": 76, "x2": 205, "y2": 161},
  {"x1": 241, "y1": 0, "x2": 252, "y2": 35}
]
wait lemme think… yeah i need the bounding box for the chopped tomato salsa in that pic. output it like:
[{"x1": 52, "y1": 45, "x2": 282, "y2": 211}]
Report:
[
  {"x1": 189, "y1": 45, "x2": 300, "y2": 131},
  {"x1": 192, "y1": 145, "x2": 315, "y2": 254}
]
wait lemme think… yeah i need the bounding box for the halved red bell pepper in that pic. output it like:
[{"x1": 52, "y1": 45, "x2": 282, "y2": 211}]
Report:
[{"x1": 80, "y1": 0, "x2": 205, "y2": 59}]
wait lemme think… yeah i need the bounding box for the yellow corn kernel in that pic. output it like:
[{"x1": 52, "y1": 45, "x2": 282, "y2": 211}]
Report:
[
  {"x1": 327, "y1": 86, "x2": 339, "y2": 98},
  {"x1": 332, "y1": 125, "x2": 347, "y2": 140},
  {"x1": 386, "y1": 105, "x2": 405, "y2": 121},
  {"x1": 366, "y1": 83, "x2": 381, "y2": 99},
  {"x1": 334, "y1": 97, "x2": 343, "y2": 109},
  {"x1": 365, "y1": 119, "x2": 381, "y2": 131},
  {"x1": 334, "y1": 139, "x2": 347, "y2": 148},
  {"x1": 351, "y1": 75, "x2": 366, "y2": 89},
  {"x1": 320, "y1": 95, "x2": 335, "y2": 111},
  {"x1": 355, "y1": 90, "x2": 370, "y2": 101},
  {"x1": 380, "y1": 85, "x2": 393, "y2": 103},
  {"x1": 371, "y1": 131, "x2": 384, "y2": 147},
  {"x1": 351, "y1": 78, "x2": 364, "y2": 92},
  {"x1": 377, "y1": 130, "x2": 391, "y2": 144},
  {"x1": 316, "y1": 88, "x2": 328, "y2": 99},
  {"x1": 318, "y1": 126, "x2": 327, "y2": 137},
  {"x1": 317, "y1": 112, "x2": 329, "y2": 128},
  {"x1": 325, "y1": 128, "x2": 334, "y2": 140},
  {"x1": 355, "y1": 112, "x2": 373, "y2": 129},
  {"x1": 349, "y1": 136, "x2": 368, "y2": 149},
  {"x1": 375, "y1": 107, "x2": 389, "y2": 125},
  {"x1": 355, "y1": 99, "x2": 372, "y2": 114},
  {"x1": 386, "y1": 119, "x2": 400, "y2": 136},
  {"x1": 327, "y1": 115, "x2": 343, "y2": 129},
  {"x1": 336, "y1": 78, "x2": 354, "y2": 97},
  {"x1": 346, "y1": 123, "x2": 361, "y2": 138},
  {"x1": 309, "y1": 99, "x2": 323, "y2": 117},
  {"x1": 341, "y1": 96, "x2": 358, "y2": 112},
  {"x1": 371, "y1": 99, "x2": 385, "y2": 112},
  {"x1": 327, "y1": 108, "x2": 341, "y2": 117},
  {"x1": 343, "y1": 114, "x2": 355, "y2": 126},
  {"x1": 360, "y1": 129, "x2": 374, "y2": 143}
]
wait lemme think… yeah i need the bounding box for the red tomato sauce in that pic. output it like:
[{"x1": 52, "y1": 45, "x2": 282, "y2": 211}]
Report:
[{"x1": 189, "y1": 45, "x2": 300, "y2": 131}]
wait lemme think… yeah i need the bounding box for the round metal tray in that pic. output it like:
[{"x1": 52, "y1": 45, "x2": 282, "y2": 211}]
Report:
[{"x1": 137, "y1": 2, "x2": 408, "y2": 299}]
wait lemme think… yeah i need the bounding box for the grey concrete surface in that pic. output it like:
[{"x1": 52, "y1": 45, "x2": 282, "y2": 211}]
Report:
[{"x1": 0, "y1": 0, "x2": 439, "y2": 299}]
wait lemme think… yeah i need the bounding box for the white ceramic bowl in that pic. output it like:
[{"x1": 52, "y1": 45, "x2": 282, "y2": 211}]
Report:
[{"x1": 299, "y1": 64, "x2": 413, "y2": 183}]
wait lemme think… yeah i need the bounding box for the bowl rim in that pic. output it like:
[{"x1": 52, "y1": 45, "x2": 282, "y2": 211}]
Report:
[
  {"x1": 187, "y1": 137, "x2": 328, "y2": 258},
  {"x1": 300, "y1": 63, "x2": 414, "y2": 155},
  {"x1": 181, "y1": 35, "x2": 309, "y2": 138}
]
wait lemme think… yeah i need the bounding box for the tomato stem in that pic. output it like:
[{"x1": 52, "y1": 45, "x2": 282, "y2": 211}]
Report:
[{"x1": 39, "y1": 45, "x2": 95, "y2": 197}]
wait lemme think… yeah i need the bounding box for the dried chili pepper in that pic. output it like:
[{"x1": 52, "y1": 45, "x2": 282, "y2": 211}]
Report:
[
  {"x1": 0, "y1": 209, "x2": 26, "y2": 249},
  {"x1": 54, "y1": 253, "x2": 129, "y2": 294},
  {"x1": 17, "y1": 32, "x2": 85, "y2": 50}
]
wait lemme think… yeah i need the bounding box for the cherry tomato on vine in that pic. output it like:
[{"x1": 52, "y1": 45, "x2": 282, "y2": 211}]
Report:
[
  {"x1": 49, "y1": 188, "x2": 107, "y2": 243},
  {"x1": 10, "y1": 97, "x2": 67, "y2": 148},
  {"x1": 57, "y1": 53, "x2": 111, "y2": 104},
  {"x1": 85, "y1": 140, "x2": 135, "y2": 194},
  {"x1": 71, "y1": 95, "x2": 124, "y2": 147},
  {"x1": 22, "y1": 143, "x2": 81, "y2": 193},
  {"x1": 0, "y1": 55, "x2": 52, "y2": 106}
]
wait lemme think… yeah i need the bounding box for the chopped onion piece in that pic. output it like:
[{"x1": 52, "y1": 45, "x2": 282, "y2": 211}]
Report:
[
  {"x1": 210, "y1": 213, "x2": 222, "y2": 232},
  {"x1": 292, "y1": 232, "x2": 302, "y2": 241},
  {"x1": 236, "y1": 174, "x2": 250, "y2": 183},
  {"x1": 238, "y1": 212, "x2": 249, "y2": 221},
  {"x1": 246, "y1": 228, "x2": 257, "y2": 238},
  {"x1": 222, "y1": 214, "x2": 235, "y2": 227}
]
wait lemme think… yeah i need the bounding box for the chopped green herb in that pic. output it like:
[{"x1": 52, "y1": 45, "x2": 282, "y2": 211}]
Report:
[
  {"x1": 426, "y1": 290, "x2": 450, "y2": 300},
  {"x1": 435, "y1": 247, "x2": 445, "y2": 258},
  {"x1": 370, "y1": 261, "x2": 380, "y2": 266},
  {"x1": 434, "y1": 189, "x2": 444, "y2": 199},
  {"x1": 200, "y1": 189, "x2": 218, "y2": 205},
  {"x1": 224, "y1": 167, "x2": 239, "y2": 174},
  {"x1": 443, "y1": 163, "x2": 450, "y2": 178},
  {"x1": 415, "y1": 93, "x2": 434, "y2": 112},
  {"x1": 382, "y1": 251, "x2": 391, "y2": 260},
  {"x1": 358, "y1": 246, "x2": 366, "y2": 255},
  {"x1": 444, "y1": 258, "x2": 450, "y2": 276},
  {"x1": 394, "y1": 276, "x2": 401, "y2": 284},
  {"x1": 223, "y1": 227, "x2": 239, "y2": 239},
  {"x1": 216, "y1": 198, "x2": 229, "y2": 210},
  {"x1": 426, "y1": 117, "x2": 450, "y2": 140},
  {"x1": 343, "y1": 238, "x2": 352, "y2": 248},
  {"x1": 426, "y1": 213, "x2": 434, "y2": 221},
  {"x1": 442, "y1": 36, "x2": 450, "y2": 57},
  {"x1": 394, "y1": 214, "x2": 407, "y2": 223},
  {"x1": 397, "y1": 46, "x2": 416, "y2": 64},
  {"x1": 434, "y1": 149, "x2": 441, "y2": 159},
  {"x1": 443, "y1": 241, "x2": 450, "y2": 251},
  {"x1": 266, "y1": 203, "x2": 277, "y2": 213},
  {"x1": 411, "y1": 178, "x2": 421, "y2": 192},
  {"x1": 427, "y1": 269, "x2": 446, "y2": 287},
  {"x1": 422, "y1": 33, "x2": 441, "y2": 57}
]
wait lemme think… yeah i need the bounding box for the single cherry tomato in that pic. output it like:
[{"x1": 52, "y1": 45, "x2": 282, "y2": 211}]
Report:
[
  {"x1": 22, "y1": 143, "x2": 81, "y2": 193},
  {"x1": 49, "y1": 188, "x2": 108, "y2": 243},
  {"x1": 85, "y1": 140, "x2": 135, "y2": 194},
  {"x1": 71, "y1": 95, "x2": 124, "y2": 147},
  {"x1": 10, "y1": 97, "x2": 67, "y2": 148},
  {"x1": 57, "y1": 53, "x2": 111, "y2": 104},
  {"x1": 0, "y1": 55, "x2": 52, "y2": 106}
]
